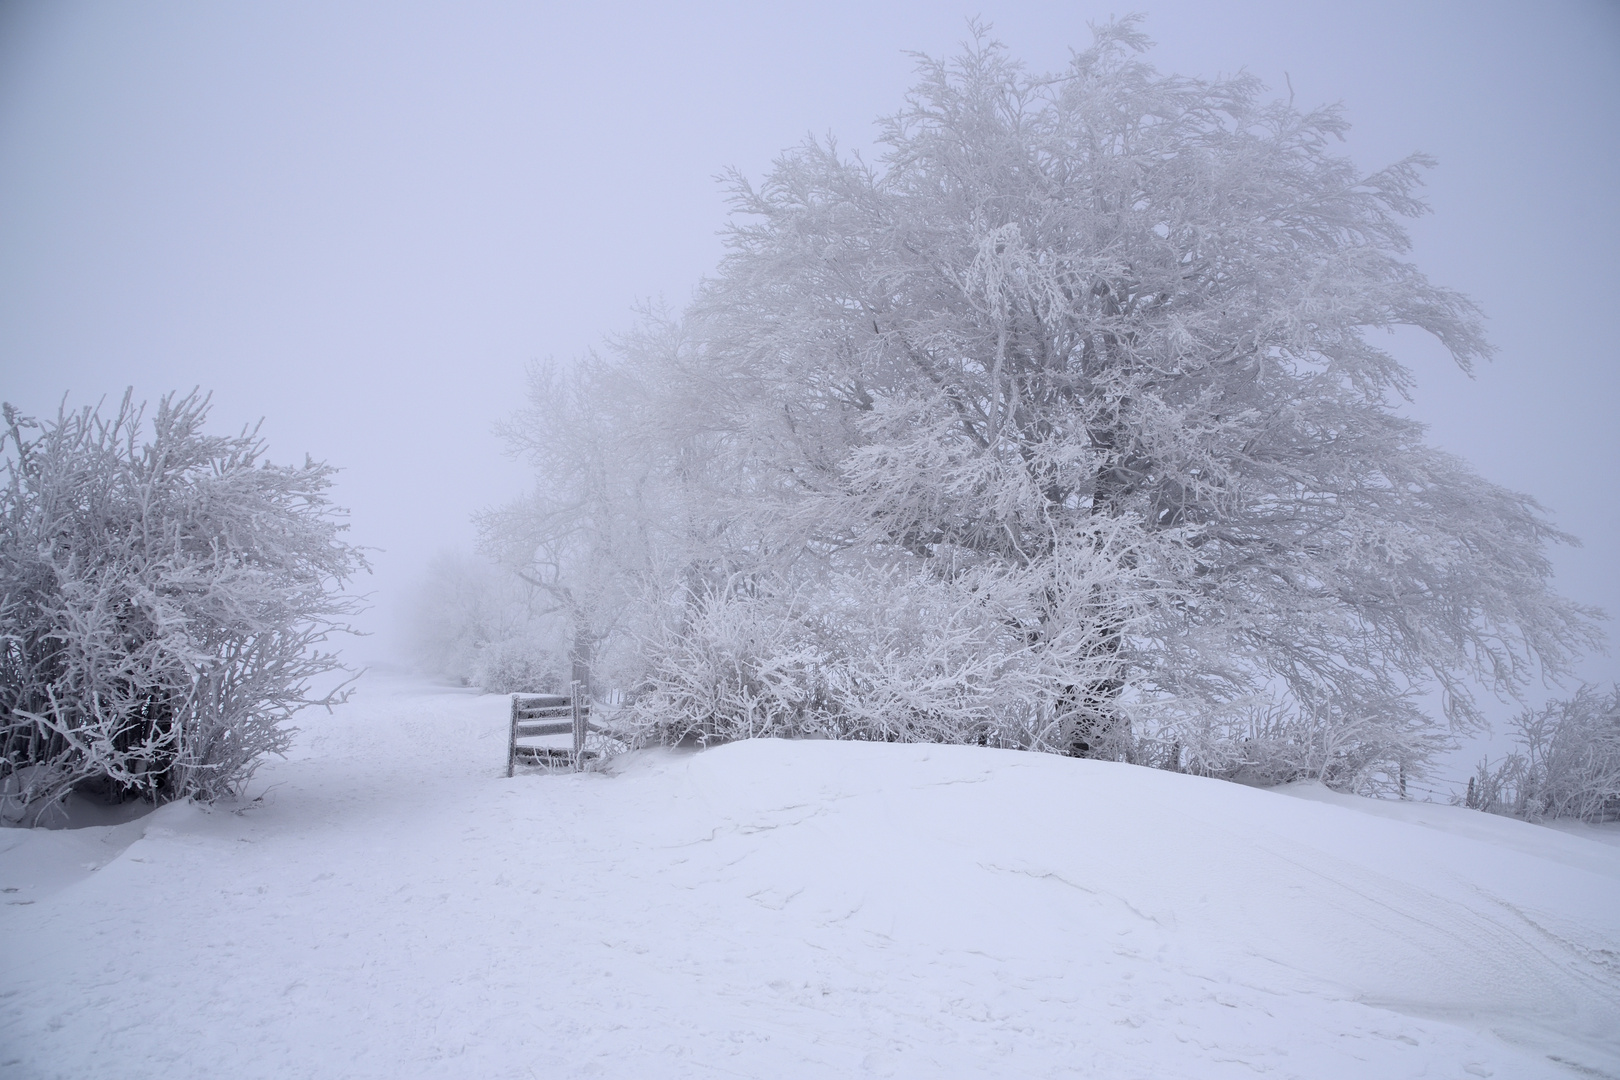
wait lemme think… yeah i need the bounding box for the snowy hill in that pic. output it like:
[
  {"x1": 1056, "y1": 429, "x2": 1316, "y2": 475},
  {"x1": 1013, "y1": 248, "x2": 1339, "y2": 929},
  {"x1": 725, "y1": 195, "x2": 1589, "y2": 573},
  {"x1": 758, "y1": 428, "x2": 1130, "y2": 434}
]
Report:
[{"x1": 2, "y1": 674, "x2": 1617, "y2": 1079}]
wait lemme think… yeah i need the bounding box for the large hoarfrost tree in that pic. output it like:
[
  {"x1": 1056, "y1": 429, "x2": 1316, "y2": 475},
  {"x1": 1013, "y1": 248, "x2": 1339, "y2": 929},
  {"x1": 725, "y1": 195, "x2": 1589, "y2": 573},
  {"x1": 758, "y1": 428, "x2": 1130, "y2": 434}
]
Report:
[
  {"x1": 492, "y1": 21, "x2": 1600, "y2": 792},
  {"x1": 0, "y1": 392, "x2": 367, "y2": 822}
]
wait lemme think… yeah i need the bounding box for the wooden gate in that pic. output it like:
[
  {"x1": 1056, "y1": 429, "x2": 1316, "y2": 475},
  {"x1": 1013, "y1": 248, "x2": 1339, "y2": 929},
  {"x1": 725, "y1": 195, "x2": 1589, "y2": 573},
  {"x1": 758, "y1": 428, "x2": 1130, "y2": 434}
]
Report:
[{"x1": 506, "y1": 684, "x2": 600, "y2": 775}]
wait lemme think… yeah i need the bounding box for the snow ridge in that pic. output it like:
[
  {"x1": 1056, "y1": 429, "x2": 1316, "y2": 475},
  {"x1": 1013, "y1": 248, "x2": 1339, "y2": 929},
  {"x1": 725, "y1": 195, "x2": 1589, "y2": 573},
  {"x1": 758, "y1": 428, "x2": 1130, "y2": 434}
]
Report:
[{"x1": 2, "y1": 675, "x2": 1616, "y2": 1079}]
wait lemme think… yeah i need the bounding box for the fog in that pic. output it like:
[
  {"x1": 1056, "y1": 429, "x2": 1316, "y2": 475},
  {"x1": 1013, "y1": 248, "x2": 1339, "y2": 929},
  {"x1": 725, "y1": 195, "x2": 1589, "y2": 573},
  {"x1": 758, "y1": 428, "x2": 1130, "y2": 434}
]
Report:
[{"x1": 3, "y1": 0, "x2": 1617, "y2": 700}]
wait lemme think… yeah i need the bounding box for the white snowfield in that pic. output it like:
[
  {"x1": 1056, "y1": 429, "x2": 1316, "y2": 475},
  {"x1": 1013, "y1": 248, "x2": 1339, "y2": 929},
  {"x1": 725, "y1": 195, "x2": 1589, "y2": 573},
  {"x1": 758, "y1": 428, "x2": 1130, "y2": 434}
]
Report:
[{"x1": 2, "y1": 676, "x2": 1617, "y2": 1079}]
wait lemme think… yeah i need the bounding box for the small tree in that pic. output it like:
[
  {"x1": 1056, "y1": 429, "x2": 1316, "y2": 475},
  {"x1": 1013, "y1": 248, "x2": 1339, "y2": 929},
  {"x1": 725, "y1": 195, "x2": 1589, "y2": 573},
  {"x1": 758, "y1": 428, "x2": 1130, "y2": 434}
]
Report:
[
  {"x1": 479, "y1": 331, "x2": 708, "y2": 700},
  {"x1": 0, "y1": 392, "x2": 367, "y2": 822}
]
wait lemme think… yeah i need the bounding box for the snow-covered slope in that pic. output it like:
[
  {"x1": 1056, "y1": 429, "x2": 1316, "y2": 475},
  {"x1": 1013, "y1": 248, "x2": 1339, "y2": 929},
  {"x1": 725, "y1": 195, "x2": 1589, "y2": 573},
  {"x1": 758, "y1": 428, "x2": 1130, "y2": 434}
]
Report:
[{"x1": 2, "y1": 674, "x2": 1616, "y2": 1079}]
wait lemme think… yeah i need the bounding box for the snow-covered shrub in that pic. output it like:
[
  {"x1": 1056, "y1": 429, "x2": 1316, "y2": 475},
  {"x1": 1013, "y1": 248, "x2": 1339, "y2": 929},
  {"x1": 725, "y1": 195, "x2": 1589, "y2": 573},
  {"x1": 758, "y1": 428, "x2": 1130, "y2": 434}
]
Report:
[
  {"x1": 1161, "y1": 703, "x2": 1445, "y2": 797},
  {"x1": 405, "y1": 548, "x2": 561, "y2": 691},
  {"x1": 1465, "y1": 686, "x2": 1620, "y2": 822},
  {"x1": 469, "y1": 636, "x2": 561, "y2": 695},
  {"x1": 618, "y1": 569, "x2": 1040, "y2": 747},
  {"x1": 0, "y1": 392, "x2": 367, "y2": 822},
  {"x1": 616, "y1": 537, "x2": 1149, "y2": 752}
]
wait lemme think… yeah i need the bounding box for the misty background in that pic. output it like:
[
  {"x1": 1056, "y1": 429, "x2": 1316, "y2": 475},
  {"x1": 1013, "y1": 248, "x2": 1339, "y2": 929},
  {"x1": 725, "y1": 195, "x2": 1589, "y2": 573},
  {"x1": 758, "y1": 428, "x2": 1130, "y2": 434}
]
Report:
[{"x1": 3, "y1": 0, "x2": 1616, "y2": 725}]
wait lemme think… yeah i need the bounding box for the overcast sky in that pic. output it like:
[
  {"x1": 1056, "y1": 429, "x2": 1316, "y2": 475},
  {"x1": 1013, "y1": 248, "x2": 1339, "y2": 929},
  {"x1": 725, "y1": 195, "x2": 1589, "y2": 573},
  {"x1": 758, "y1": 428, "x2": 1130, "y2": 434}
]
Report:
[{"x1": 3, "y1": 0, "x2": 1618, "y2": 713}]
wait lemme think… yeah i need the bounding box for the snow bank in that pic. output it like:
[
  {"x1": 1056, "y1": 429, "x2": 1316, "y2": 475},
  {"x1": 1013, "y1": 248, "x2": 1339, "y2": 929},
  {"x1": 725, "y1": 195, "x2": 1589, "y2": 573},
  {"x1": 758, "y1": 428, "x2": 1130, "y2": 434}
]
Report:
[{"x1": 2, "y1": 674, "x2": 1616, "y2": 1078}]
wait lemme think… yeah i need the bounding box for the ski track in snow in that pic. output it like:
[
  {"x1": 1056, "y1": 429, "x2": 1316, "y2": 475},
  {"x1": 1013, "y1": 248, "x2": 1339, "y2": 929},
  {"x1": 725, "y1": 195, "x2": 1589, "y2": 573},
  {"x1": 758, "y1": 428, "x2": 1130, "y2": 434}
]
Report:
[{"x1": 2, "y1": 674, "x2": 1617, "y2": 1079}]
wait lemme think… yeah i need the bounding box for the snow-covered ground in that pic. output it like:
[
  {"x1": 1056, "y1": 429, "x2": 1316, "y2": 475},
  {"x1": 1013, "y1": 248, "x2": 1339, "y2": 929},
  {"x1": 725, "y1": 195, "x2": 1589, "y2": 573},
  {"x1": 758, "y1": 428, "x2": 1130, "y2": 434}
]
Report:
[{"x1": 2, "y1": 674, "x2": 1617, "y2": 1079}]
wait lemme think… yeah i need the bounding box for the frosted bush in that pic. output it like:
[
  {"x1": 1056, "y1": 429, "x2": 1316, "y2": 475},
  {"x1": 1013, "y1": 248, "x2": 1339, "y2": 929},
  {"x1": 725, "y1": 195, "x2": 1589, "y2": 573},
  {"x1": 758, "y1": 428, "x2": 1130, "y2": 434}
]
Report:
[
  {"x1": 1465, "y1": 686, "x2": 1620, "y2": 822},
  {"x1": 0, "y1": 392, "x2": 366, "y2": 822},
  {"x1": 405, "y1": 548, "x2": 560, "y2": 689},
  {"x1": 470, "y1": 637, "x2": 562, "y2": 695},
  {"x1": 1158, "y1": 703, "x2": 1446, "y2": 797},
  {"x1": 614, "y1": 551, "x2": 1142, "y2": 752}
]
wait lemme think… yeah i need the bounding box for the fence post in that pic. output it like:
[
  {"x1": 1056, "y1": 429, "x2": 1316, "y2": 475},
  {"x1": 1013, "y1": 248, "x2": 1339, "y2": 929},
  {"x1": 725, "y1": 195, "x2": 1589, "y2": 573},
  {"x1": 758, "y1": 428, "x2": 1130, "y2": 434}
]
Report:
[
  {"x1": 570, "y1": 659, "x2": 591, "y2": 771},
  {"x1": 570, "y1": 680, "x2": 585, "y2": 768},
  {"x1": 507, "y1": 694, "x2": 519, "y2": 778}
]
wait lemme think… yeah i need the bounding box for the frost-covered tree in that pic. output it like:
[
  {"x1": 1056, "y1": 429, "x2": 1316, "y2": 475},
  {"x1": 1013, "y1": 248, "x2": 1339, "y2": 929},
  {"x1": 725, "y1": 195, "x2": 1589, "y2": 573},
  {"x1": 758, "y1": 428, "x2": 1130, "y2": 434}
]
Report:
[
  {"x1": 491, "y1": 21, "x2": 1601, "y2": 791},
  {"x1": 0, "y1": 392, "x2": 367, "y2": 822},
  {"x1": 478, "y1": 335, "x2": 693, "y2": 696}
]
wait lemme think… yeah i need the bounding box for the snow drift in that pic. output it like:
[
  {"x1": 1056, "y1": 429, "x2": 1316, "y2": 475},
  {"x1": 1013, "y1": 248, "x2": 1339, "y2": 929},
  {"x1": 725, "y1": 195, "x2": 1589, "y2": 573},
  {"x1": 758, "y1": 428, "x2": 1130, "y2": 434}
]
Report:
[{"x1": 2, "y1": 674, "x2": 1616, "y2": 1078}]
